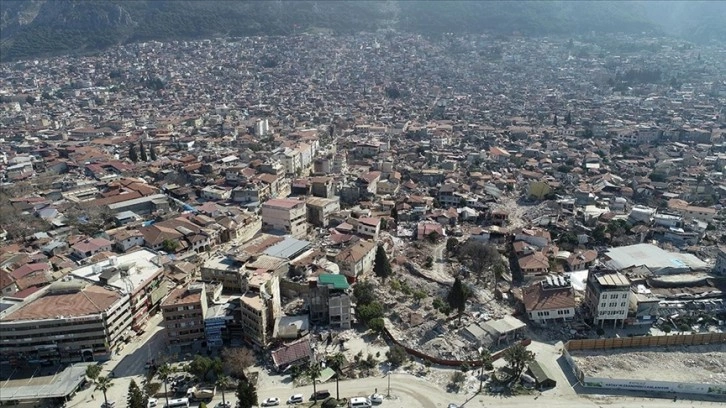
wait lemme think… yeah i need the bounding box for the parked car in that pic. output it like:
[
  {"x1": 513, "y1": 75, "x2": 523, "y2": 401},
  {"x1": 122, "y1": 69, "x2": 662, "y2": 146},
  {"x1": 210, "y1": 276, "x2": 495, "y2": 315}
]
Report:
[
  {"x1": 287, "y1": 394, "x2": 304, "y2": 404},
  {"x1": 101, "y1": 402, "x2": 116, "y2": 408},
  {"x1": 261, "y1": 397, "x2": 280, "y2": 407},
  {"x1": 310, "y1": 390, "x2": 330, "y2": 400},
  {"x1": 447, "y1": 404, "x2": 460, "y2": 408},
  {"x1": 370, "y1": 394, "x2": 384, "y2": 404},
  {"x1": 147, "y1": 398, "x2": 158, "y2": 407}
]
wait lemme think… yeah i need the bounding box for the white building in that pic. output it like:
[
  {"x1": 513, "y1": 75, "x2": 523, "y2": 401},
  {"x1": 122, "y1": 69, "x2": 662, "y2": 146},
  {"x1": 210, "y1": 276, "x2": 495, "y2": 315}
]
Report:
[
  {"x1": 522, "y1": 275, "x2": 576, "y2": 324},
  {"x1": 585, "y1": 271, "x2": 631, "y2": 328},
  {"x1": 261, "y1": 198, "x2": 307, "y2": 238},
  {"x1": 714, "y1": 246, "x2": 726, "y2": 276}
]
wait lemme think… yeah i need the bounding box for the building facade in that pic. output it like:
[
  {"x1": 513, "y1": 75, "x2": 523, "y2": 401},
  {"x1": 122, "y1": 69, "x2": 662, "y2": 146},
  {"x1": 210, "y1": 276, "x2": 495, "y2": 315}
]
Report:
[
  {"x1": 161, "y1": 283, "x2": 208, "y2": 346},
  {"x1": 261, "y1": 198, "x2": 307, "y2": 238},
  {"x1": 585, "y1": 270, "x2": 631, "y2": 328}
]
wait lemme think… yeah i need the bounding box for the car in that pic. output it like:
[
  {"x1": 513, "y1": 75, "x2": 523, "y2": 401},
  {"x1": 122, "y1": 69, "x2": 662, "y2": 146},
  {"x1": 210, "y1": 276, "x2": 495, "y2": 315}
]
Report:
[
  {"x1": 447, "y1": 404, "x2": 460, "y2": 408},
  {"x1": 147, "y1": 398, "x2": 158, "y2": 407},
  {"x1": 370, "y1": 394, "x2": 384, "y2": 404},
  {"x1": 310, "y1": 390, "x2": 330, "y2": 400},
  {"x1": 101, "y1": 402, "x2": 116, "y2": 408},
  {"x1": 217, "y1": 402, "x2": 232, "y2": 408},
  {"x1": 287, "y1": 394, "x2": 304, "y2": 404},
  {"x1": 260, "y1": 397, "x2": 280, "y2": 407}
]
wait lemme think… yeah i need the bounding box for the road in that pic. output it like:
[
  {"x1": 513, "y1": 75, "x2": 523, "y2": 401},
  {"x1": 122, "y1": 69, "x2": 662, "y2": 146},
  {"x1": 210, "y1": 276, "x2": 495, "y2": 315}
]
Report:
[{"x1": 256, "y1": 373, "x2": 721, "y2": 408}]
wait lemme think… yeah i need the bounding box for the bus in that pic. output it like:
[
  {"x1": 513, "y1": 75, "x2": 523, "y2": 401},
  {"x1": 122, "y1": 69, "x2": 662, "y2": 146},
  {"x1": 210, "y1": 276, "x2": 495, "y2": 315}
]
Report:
[{"x1": 165, "y1": 398, "x2": 189, "y2": 408}]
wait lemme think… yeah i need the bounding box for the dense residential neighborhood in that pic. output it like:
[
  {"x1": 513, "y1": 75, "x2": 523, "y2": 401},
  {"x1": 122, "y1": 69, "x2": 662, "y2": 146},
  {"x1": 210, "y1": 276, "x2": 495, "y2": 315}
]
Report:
[{"x1": 1, "y1": 29, "x2": 725, "y2": 408}]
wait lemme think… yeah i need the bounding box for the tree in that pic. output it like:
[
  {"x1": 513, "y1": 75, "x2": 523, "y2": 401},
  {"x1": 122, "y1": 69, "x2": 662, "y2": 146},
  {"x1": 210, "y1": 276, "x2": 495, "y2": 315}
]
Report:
[
  {"x1": 149, "y1": 144, "x2": 158, "y2": 161},
  {"x1": 86, "y1": 364, "x2": 102, "y2": 381},
  {"x1": 368, "y1": 317, "x2": 385, "y2": 333},
  {"x1": 188, "y1": 355, "x2": 224, "y2": 382},
  {"x1": 216, "y1": 375, "x2": 231, "y2": 408},
  {"x1": 221, "y1": 347, "x2": 255, "y2": 381},
  {"x1": 161, "y1": 239, "x2": 179, "y2": 253},
  {"x1": 502, "y1": 343, "x2": 535, "y2": 381},
  {"x1": 373, "y1": 245, "x2": 393, "y2": 282},
  {"x1": 236, "y1": 379, "x2": 258, "y2": 408},
  {"x1": 353, "y1": 281, "x2": 375, "y2": 306},
  {"x1": 357, "y1": 301, "x2": 383, "y2": 324},
  {"x1": 553, "y1": 113, "x2": 558, "y2": 126},
  {"x1": 459, "y1": 241, "x2": 500, "y2": 283},
  {"x1": 308, "y1": 363, "x2": 322, "y2": 405},
  {"x1": 25, "y1": 95, "x2": 36, "y2": 105},
  {"x1": 327, "y1": 353, "x2": 346, "y2": 401},
  {"x1": 386, "y1": 345, "x2": 408, "y2": 368},
  {"x1": 139, "y1": 140, "x2": 148, "y2": 162},
  {"x1": 427, "y1": 230, "x2": 440, "y2": 243},
  {"x1": 129, "y1": 143, "x2": 138, "y2": 163},
  {"x1": 128, "y1": 379, "x2": 146, "y2": 408},
  {"x1": 565, "y1": 111, "x2": 572, "y2": 126},
  {"x1": 661, "y1": 324, "x2": 672, "y2": 334},
  {"x1": 424, "y1": 256, "x2": 433, "y2": 268},
  {"x1": 95, "y1": 376, "x2": 114, "y2": 407},
  {"x1": 157, "y1": 363, "x2": 175, "y2": 408},
  {"x1": 446, "y1": 237, "x2": 459, "y2": 254},
  {"x1": 478, "y1": 348, "x2": 493, "y2": 392},
  {"x1": 447, "y1": 277, "x2": 470, "y2": 322},
  {"x1": 390, "y1": 207, "x2": 398, "y2": 222}
]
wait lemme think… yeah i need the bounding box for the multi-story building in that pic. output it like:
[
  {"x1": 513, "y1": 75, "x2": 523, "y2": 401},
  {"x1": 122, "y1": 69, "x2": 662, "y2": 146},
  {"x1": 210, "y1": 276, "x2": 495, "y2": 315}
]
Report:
[
  {"x1": 585, "y1": 270, "x2": 631, "y2": 328},
  {"x1": 335, "y1": 239, "x2": 377, "y2": 281},
  {"x1": 522, "y1": 275, "x2": 576, "y2": 324},
  {"x1": 71, "y1": 249, "x2": 168, "y2": 332},
  {"x1": 0, "y1": 282, "x2": 131, "y2": 365},
  {"x1": 240, "y1": 291, "x2": 271, "y2": 347},
  {"x1": 261, "y1": 198, "x2": 307, "y2": 238},
  {"x1": 309, "y1": 274, "x2": 352, "y2": 329},
  {"x1": 201, "y1": 254, "x2": 248, "y2": 291},
  {"x1": 306, "y1": 197, "x2": 341, "y2": 227},
  {"x1": 161, "y1": 283, "x2": 208, "y2": 346}
]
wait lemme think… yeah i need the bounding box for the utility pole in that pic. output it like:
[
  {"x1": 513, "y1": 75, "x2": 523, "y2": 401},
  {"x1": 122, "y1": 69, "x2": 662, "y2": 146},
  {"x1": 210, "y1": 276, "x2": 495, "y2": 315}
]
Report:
[{"x1": 387, "y1": 363, "x2": 391, "y2": 398}]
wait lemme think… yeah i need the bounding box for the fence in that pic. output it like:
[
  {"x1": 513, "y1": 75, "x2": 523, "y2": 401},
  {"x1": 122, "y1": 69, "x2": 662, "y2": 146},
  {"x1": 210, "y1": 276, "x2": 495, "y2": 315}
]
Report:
[{"x1": 565, "y1": 332, "x2": 726, "y2": 351}]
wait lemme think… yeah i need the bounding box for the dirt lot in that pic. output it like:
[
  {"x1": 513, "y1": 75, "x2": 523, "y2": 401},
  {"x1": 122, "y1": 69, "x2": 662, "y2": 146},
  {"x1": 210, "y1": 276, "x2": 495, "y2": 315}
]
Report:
[{"x1": 570, "y1": 344, "x2": 726, "y2": 384}]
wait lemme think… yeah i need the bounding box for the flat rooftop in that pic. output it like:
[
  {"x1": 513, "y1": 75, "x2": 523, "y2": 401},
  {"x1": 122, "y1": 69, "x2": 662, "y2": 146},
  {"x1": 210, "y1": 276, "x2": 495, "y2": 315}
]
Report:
[
  {"x1": 71, "y1": 249, "x2": 163, "y2": 294},
  {"x1": 604, "y1": 243, "x2": 708, "y2": 273},
  {"x1": 0, "y1": 362, "x2": 92, "y2": 402},
  {"x1": 2, "y1": 284, "x2": 121, "y2": 322}
]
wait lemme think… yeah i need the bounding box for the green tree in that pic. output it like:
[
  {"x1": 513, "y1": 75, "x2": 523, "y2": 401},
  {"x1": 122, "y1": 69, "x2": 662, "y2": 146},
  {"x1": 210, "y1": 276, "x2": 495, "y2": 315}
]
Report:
[
  {"x1": 308, "y1": 363, "x2": 322, "y2": 405},
  {"x1": 424, "y1": 256, "x2": 433, "y2": 268},
  {"x1": 502, "y1": 343, "x2": 535, "y2": 381},
  {"x1": 386, "y1": 345, "x2": 408, "y2": 368},
  {"x1": 95, "y1": 376, "x2": 114, "y2": 407},
  {"x1": 216, "y1": 375, "x2": 231, "y2": 408},
  {"x1": 139, "y1": 140, "x2": 148, "y2": 162},
  {"x1": 127, "y1": 379, "x2": 146, "y2": 408},
  {"x1": 129, "y1": 143, "x2": 138, "y2": 163},
  {"x1": 478, "y1": 348, "x2": 493, "y2": 392},
  {"x1": 86, "y1": 364, "x2": 102, "y2": 381},
  {"x1": 447, "y1": 277, "x2": 470, "y2": 322},
  {"x1": 368, "y1": 317, "x2": 385, "y2": 333},
  {"x1": 553, "y1": 113, "x2": 558, "y2": 126},
  {"x1": 390, "y1": 207, "x2": 398, "y2": 222},
  {"x1": 161, "y1": 239, "x2": 179, "y2": 253},
  {"x1": 236, "y1": 379, "x2": 258, "y2": 408},
  {"x1": 157, "y1": 363, "x2": 175, "y2": 408},
  {"x1": 374, "y1": 245, "x2": 393, "y2": 282},
  {"x1": 565, "y1": 111, "x2": 572, "y2": 126},
  {"x1": 353, "y1": 281, "x2": 375, "y2": 306},
  {"x1": 446, "y1": 237, "x2": 459, "y2": 254},
  {"x1": 327, "y1": 353, "x2": 346, "y2": 401},
  {"x1": 149, "y1": 144, "x2": 158, "y2": 161}
]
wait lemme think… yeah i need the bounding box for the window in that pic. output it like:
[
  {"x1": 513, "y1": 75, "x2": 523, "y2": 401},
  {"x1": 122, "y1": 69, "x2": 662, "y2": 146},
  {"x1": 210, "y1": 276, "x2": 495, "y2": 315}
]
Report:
[
  {"x1": 620, "y1": 302, "x2": 626, "y2": 307},
  {"x1": 609, "y1": 302, "x2": 617, "y2": 307},
  {"x1": 622, "y1": 294, "x2": 628, "y2": 299},
  {"x1": 610, "y1": 294, "x2": 618, "y2": 299},
  {"x1": 600, "y1": 303, "x2": 606, "y2": 308}
]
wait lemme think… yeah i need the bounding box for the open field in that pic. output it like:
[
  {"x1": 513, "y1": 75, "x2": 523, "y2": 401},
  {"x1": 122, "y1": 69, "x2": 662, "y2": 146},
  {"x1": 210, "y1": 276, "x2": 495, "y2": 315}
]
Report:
[{"x1": 570, "y1": 344, "x2": 726, "y2": 384}]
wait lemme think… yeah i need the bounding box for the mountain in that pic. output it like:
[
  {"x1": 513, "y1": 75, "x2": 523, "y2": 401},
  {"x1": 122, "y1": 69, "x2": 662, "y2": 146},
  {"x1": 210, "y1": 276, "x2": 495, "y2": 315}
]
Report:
[{"x1": 0, "y1": 1, "x2": 722, "y2": 62}]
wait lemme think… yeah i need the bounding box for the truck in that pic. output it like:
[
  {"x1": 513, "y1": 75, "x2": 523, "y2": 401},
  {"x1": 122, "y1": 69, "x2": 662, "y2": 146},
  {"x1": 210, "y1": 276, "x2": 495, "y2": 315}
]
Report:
[{"x1": 186, "y1": 386, "x2": 216, "y2": 401}]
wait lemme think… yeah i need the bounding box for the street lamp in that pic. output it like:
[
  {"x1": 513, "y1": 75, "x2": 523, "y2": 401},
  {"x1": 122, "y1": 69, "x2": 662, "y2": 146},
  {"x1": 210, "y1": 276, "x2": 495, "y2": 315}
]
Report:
[{"x1": 386, "y1": 363, "x2": 391, "y2": 398}]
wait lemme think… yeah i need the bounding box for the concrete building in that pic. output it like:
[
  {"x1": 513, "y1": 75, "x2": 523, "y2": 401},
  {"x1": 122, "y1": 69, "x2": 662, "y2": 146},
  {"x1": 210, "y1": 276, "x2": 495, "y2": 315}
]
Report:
[
  {"x1": 201, "y1": 255, "x2": 247, "y2": 291},
  {"x1": 356, "y1": 217, "x2": 380, "y2": 239},
  {"x1": 522, "y1": 275, "x2": 576, "y2": 324},
  {"x1": 306, "y1": 197, "x2": 341, "y2": 227},
  {"x1": 585, "y1": 270, "x2": 631, "y2": 328},
  {"x1": 603, "y1": 243, "x2": 708, "y2": 275},
  {"x1": 309, "y1": 274, "x2": 352, "y2": 329},
  {"x1": 71, "y1": 249, "x2": 168, "y2": 332},
  {"x1": 161, "y1": 283, "x2": 208, "y2": 346},
  {"x1": 261, "y1": 198, "x2": 307, "y2": 238},
  {"x1": 0, "y1": 282, "x2": 131, "y2": 364},
  {"x1": 240, "y1": 291, "x2": 271, "y2": 347},
  {"x1": 335, "y1": 239, "x2": 377, "y2": 281}
]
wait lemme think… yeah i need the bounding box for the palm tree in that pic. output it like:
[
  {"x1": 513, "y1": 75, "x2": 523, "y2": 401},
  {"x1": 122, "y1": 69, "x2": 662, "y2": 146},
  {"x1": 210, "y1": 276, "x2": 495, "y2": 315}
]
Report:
[
  {"x1": 157, "y1": 363, "x2": 175, "y2": 408},
  {"x1": 502, "y1": 343, "x2": 535, "y2": 383},
  {"x1": 327, "y1": 353, "x2": 346, "y2": 401},
  {"x1": 307, "y1": 363, "x2": 322, "y2": 405},
  {"x1": 95, "y1": 376, "x2": 114, "y2": 407},
  {"x1": 478, "y1": 348, "x2": 493, "y2": 393},
  {"x1": 216, "y1": 375, "x2": 231, "y2": 407}
]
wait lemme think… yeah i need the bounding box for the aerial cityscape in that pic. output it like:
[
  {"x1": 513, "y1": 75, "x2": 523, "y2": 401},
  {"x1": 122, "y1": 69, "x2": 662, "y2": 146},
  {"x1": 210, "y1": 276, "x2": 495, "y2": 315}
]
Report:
[{"x1": 0, "y1": 1, "x2": 725, "y2": 408}]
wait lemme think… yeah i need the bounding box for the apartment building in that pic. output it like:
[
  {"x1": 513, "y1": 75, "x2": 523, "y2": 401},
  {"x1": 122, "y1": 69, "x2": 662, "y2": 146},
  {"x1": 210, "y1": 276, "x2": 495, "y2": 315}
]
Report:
[
  {"x1": 161, "y1": 283, "x2": 208, "y2": 346},
  {"x1": 585, "y1": 270, "x2": 631, "y2": 328},
  {"x1": 261, "y1": 198, "x2": 307, "y2": 238},
  {"x1": 0, "y1": 282, "x2": 131, "y2": 364},
  {"x1": 309, "y1": 274, "x2": 352, "y2": 329},
  {"x1": 335, "y1": 239, "x2": 377, "y2": 281},
  {"x1": 240, "y1": 291, "x2": 272, "y2": 347},
  {"x1": 306, "y1": 197, "x2": 341, "y2": 227}
]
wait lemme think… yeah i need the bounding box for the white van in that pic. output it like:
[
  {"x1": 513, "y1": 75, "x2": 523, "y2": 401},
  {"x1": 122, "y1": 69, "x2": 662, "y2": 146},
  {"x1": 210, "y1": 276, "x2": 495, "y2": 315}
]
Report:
[
  {"x1": 349, "y1": 397, "x2": 372, "y2": 408},
  {"x1": 287, "y1": 394, "x2": 304, "y2": 404}
]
